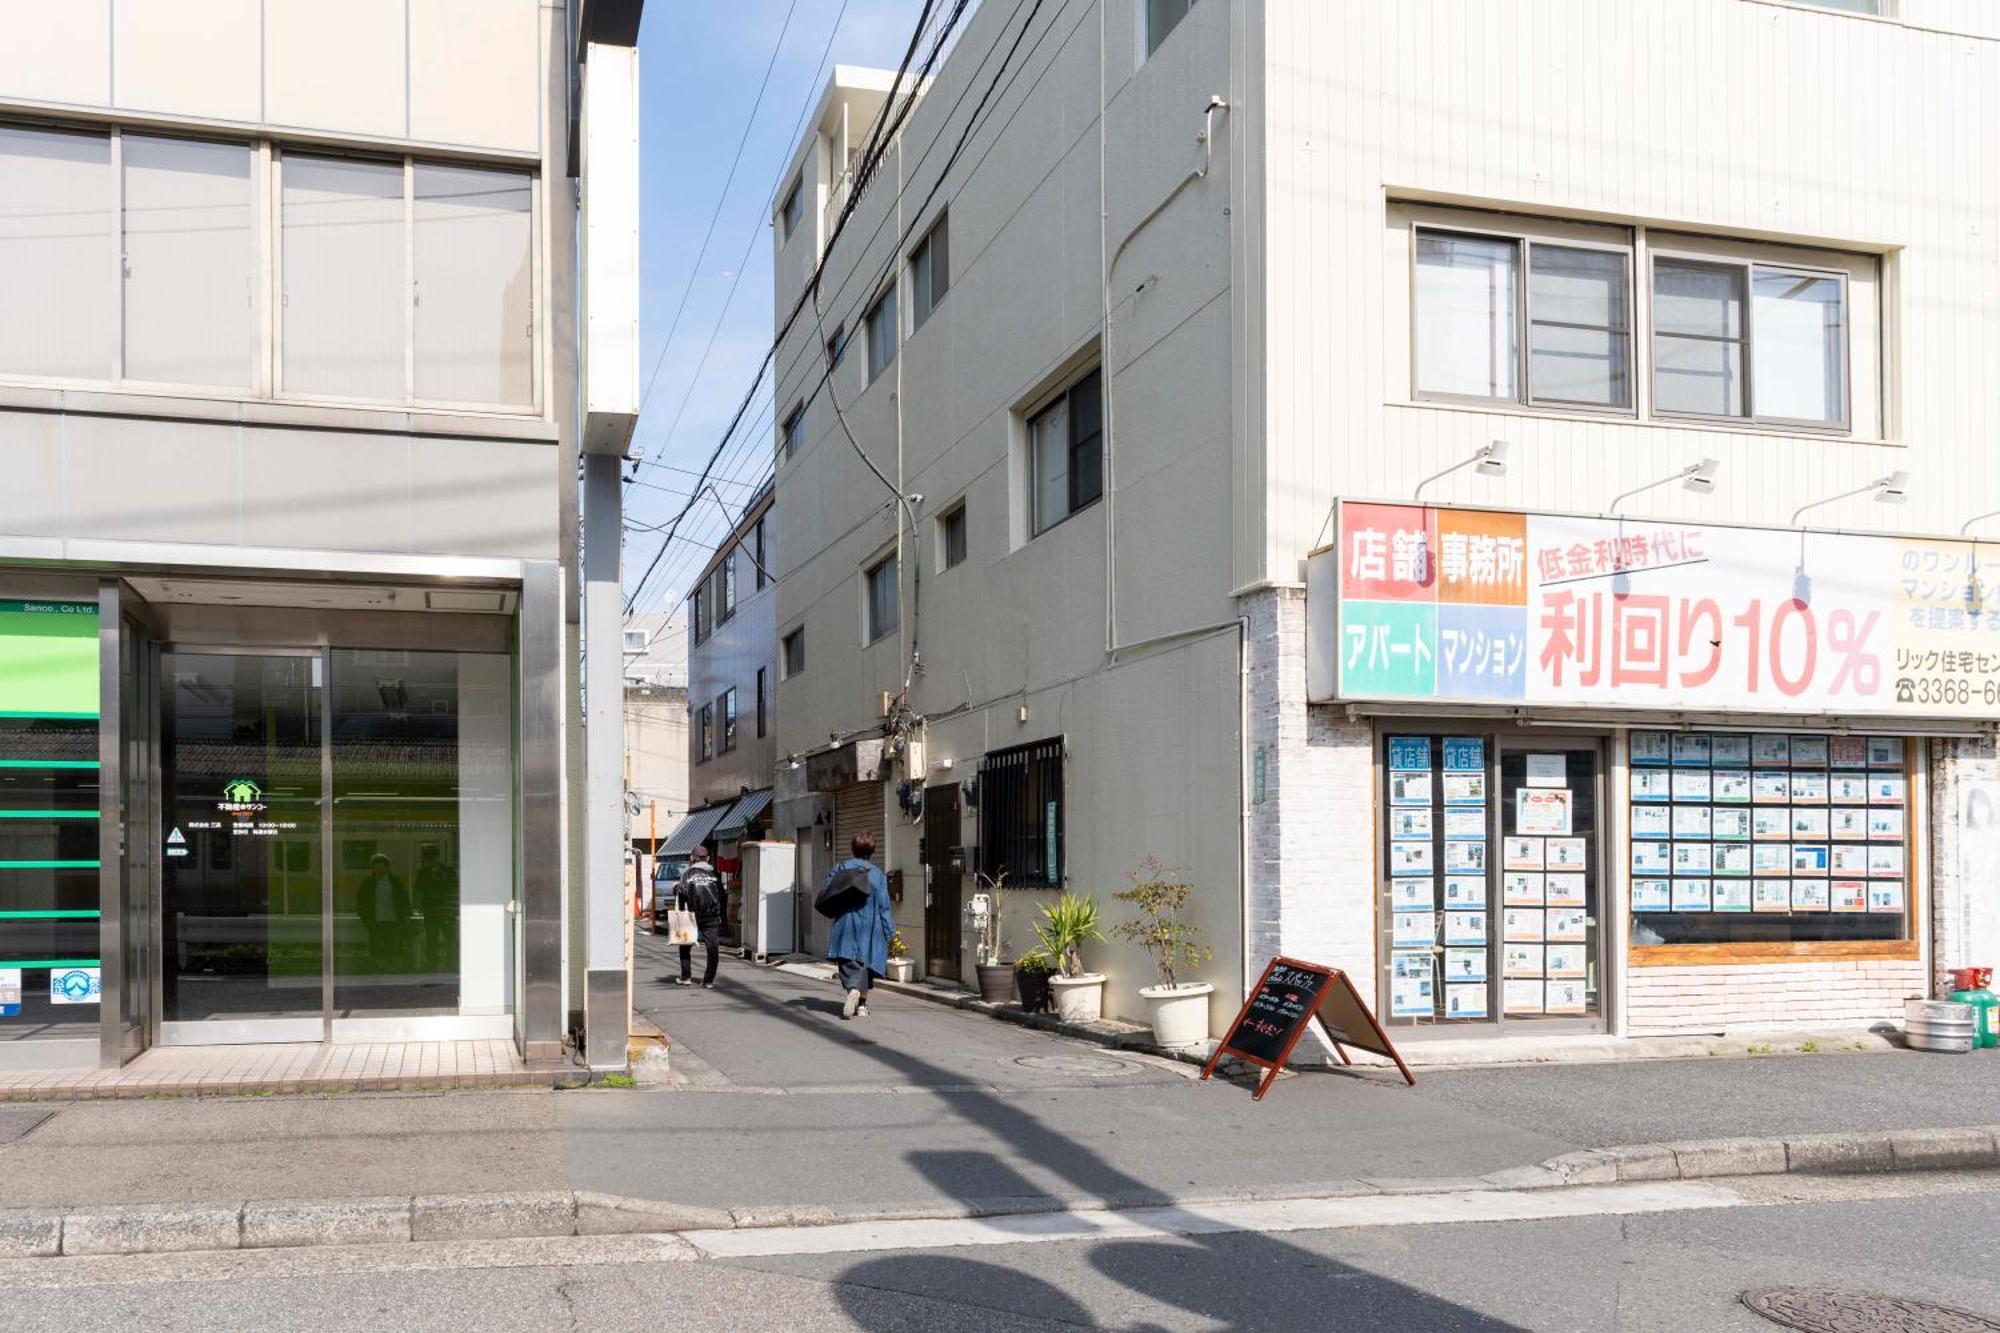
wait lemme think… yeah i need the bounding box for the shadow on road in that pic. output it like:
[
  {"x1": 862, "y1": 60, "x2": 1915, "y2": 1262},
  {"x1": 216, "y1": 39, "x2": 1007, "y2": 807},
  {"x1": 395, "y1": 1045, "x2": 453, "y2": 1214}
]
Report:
[{"x1": 718, "y1": 970, "x2": 1521, "y2": 1331}]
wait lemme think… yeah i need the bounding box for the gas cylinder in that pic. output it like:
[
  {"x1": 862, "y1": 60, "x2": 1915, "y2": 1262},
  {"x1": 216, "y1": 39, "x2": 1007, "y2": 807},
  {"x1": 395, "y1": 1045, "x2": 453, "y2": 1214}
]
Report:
[{"x1": 1947, "y1": 967, "x2": 1997, "y2": 1049}]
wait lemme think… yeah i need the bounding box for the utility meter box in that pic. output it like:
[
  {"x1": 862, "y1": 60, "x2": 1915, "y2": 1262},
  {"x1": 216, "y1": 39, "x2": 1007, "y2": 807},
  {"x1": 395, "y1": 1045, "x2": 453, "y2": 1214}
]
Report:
[{"x1": 741, "y1": 840, "x2": 797, "y2": 960}]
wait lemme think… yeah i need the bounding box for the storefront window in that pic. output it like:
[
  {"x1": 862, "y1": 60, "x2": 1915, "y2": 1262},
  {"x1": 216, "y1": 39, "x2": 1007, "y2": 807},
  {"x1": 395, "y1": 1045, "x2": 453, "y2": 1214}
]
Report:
[
  {"x1": 1383, "y1": 732, "x2": 1603, "y2": 1026},
  {"x1": 1628, "y1": 731, "x2": 1908, "y2": 947},
  {"x1": 0, "y1": 599, "x2": 102, "y2": 1043}
]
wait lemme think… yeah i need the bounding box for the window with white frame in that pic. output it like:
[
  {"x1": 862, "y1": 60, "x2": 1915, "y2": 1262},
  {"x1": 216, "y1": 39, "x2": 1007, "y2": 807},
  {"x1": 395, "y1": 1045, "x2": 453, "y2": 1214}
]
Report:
[
  {"x1": 0, "y1": 119, "x2": 538, "y2": 410},
  {"x1": 781, "y1": 627, "x2": 805, "y2": 679},
  {"x1": 1146, "y1": 0, "x2": 1195, "y2": 55},
  {"x1": 1653, "y1": 254, "x2": 1847, "y2": 428},
  {"x1": 1414, "y1": 227, "x2": 1631, "y2": 410},
  {"x1": 1400, "y1": 206, "x2": 1875, "y2": 436},
  {"x1": 909, "y1": 212, "x2": 949, "y2": 331},
  {"x1": 865, "y1": 554, "x2": 899, "y2": 643},
  {"x1": 1030, "y1": 368, "x2": 1104, "y2": 536},
  {"x1": 865, "y1": 286, "x2": 897, "y2": 382},
  {"x1": 622, "y1": 629, "x2": 649, "y2": 653}
]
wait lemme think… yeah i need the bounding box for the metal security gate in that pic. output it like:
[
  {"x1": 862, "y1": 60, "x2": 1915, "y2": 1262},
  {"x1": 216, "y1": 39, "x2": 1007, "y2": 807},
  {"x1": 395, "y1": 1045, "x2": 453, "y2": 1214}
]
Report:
[{"x1": 832, "y1": 781, "x2": 883, "y2": 867}]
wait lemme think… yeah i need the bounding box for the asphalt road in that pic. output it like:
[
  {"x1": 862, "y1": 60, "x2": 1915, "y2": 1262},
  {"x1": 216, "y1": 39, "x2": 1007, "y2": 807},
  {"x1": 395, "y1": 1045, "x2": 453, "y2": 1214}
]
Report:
[{"x1": 5, "y1": 1171, "x2": 1995, "y2": 1330}]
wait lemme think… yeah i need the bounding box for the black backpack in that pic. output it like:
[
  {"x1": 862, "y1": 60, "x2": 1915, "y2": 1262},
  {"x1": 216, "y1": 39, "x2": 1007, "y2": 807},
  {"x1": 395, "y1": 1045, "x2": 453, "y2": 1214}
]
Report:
[{"x1": 815, "y1": 863, "x2": 872, "y2": 919}]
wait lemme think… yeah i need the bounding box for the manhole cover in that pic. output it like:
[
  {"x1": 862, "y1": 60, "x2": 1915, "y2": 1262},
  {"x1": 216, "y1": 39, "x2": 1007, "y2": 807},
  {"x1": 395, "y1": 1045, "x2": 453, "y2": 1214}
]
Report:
[
  {"x1": 1012, "y1": 1053, "x2": 1138, "y2": 1077},
  {"x1": 1743, "y1": 1287, "x2": 2000, "y2": 1333},
  {"x1": 0, "y1": 1109, "x2": 50, "y2": 1145}
]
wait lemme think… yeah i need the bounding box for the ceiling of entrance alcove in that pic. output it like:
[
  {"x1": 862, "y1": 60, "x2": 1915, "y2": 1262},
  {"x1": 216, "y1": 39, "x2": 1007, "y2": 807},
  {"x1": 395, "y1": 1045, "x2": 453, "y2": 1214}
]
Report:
[{"x1": 127, "y1": 579, "x2": 516, "y2": 614}]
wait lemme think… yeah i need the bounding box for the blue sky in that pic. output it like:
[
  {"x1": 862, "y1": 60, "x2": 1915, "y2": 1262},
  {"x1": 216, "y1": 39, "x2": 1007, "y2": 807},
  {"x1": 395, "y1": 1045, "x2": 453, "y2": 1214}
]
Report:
[{"x1": 624, "y1": 0, "x2": 924, "y2": 611}]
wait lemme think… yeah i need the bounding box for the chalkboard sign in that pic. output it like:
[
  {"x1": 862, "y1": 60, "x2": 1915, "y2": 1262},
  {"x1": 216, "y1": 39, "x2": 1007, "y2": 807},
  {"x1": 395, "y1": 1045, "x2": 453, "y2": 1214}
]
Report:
[{"x1": 1201, "y1": 956, "x2": 1414, "y2": 1099}]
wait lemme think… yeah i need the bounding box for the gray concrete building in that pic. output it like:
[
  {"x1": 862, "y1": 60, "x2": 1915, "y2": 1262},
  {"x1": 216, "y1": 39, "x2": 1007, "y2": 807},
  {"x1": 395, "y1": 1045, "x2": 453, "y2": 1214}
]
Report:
[
  {"x1": 767, "y1": 0, "x2": 2000, "y2": 1046},
  {"x1": 0, "y1": 0, "x2": 643, "y2": 1070}
]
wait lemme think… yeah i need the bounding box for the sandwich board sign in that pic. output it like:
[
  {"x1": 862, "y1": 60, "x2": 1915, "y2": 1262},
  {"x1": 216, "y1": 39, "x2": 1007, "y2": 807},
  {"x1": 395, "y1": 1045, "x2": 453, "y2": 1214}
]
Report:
[{"x1": 1200, "y1": 955, "x2": 1415, "y2": 1098}]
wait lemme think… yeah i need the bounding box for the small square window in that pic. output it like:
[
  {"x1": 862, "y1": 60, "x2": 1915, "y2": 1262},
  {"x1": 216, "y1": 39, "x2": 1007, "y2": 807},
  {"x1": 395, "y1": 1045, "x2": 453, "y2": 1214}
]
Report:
[
  {"x1": 865, "y1": 554, "x2": 899, "y2": 643},
  {"x1": 866, "y1": 287, "x2": 898, "y2": 382},
  {"x1": 782, "y1": 627, "x2": 806, "y2": 679},
  {"x1": 939, "y1": 503, "x2": 968, "y2": 569},
  {"x1": 622, "y1": 629, "x2": 648, "y2": 653},
  {"x1": 910, "y1": 212, "x2": 949, "y2": 331}
]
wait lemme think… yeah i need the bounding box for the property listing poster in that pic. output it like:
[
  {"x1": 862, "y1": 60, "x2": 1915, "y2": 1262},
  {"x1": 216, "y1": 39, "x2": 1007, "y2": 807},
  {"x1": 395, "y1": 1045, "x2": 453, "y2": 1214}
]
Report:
[
  {"x1": 1328, "y1": 502, "x2": 2000, "y2": 719},
  {"x1": 1386, "y1": 735, "x2": 1489, "y2": 1022}
]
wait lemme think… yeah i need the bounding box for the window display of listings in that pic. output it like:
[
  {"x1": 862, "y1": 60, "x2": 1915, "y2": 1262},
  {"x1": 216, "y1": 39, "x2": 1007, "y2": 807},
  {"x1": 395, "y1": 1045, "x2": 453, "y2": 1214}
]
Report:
[
  {"x1": 1628, "y1": 731, "x2": 1912, "y2": 949},
  {"x1": 1382, "y1": 734, "x2": 1600, "y2": 1028}
]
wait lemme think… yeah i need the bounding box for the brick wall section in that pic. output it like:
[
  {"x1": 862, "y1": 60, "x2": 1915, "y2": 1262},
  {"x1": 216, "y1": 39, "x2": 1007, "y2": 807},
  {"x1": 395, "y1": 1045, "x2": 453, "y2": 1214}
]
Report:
[
  {"x1": 1625, "y1": 961, "x2": 1925, "y2": 1035},
  {"x1": 1243, "y1": 588, "x2": 1377, "y2": 1012}
]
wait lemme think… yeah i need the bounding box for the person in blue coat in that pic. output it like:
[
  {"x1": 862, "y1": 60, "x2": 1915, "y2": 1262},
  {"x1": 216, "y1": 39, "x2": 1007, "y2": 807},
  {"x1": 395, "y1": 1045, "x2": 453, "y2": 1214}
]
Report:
[{"x1": 826, "y1": 830, "x2": 893, "y2": 1019}]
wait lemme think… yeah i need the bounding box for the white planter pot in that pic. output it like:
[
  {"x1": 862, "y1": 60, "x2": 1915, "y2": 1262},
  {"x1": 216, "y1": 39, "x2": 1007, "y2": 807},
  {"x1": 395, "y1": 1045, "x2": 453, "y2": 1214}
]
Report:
[
  {"x1": 885, "y1": 958, "x2": 915, "y2": 983},
  {"x1": 1049, "y1": 973, "x2": 1106, "y2": 1024},
  {"x1": 1139, "y1": 982, "x2": 1214, "y2": 1049}
]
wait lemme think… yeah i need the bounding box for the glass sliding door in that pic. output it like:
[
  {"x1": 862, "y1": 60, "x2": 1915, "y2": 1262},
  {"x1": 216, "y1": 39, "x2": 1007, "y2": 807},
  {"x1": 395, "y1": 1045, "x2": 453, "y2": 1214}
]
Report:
[
  {"x1": 330, "y1": 649, "x2": 513, "y2": 1033},
  {"x1": 160, "y1": 652, "x2": 325, "y2": 1041}
]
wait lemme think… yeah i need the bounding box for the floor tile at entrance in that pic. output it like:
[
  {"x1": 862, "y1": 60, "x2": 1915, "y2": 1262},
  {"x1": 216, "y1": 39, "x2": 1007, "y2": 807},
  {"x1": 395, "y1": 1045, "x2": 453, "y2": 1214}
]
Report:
[{"x1": 0, "y1": 1039, "x2": 554, "y2": 1101}]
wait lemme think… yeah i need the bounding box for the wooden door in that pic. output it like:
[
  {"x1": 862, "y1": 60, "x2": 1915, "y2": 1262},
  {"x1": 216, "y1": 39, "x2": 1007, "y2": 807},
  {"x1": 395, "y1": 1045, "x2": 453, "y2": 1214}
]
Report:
[{"x1": 923, "y1": 784, "x2": 962, "y2": 979}]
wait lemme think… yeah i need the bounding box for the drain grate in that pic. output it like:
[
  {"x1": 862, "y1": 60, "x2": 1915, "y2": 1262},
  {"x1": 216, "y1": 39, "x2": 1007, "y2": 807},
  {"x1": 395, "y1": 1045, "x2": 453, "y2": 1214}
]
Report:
[{"x1": 1742, "y1": 1287, "x2": 2000, "y2": 1333}]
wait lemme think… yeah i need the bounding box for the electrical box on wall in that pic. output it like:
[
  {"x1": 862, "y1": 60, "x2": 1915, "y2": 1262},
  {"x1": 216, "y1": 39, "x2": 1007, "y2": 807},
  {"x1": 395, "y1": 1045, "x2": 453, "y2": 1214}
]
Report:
[
  {"x1": 904, "y1": 739, "x2": 927, "y2": 776},
  {"x1": 877, "y1": 690, "x2": 894, "y2": 718}
]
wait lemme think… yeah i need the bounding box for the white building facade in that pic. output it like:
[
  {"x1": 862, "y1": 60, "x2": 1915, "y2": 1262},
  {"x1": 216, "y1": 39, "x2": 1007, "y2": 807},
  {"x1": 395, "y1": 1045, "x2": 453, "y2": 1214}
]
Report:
[
  {"x1": 0, "y1": 0, "x2": 644, "y2": 1069},
  {"x1": 768, "y1": 0, "x2": 2000, "y2": 1043}
]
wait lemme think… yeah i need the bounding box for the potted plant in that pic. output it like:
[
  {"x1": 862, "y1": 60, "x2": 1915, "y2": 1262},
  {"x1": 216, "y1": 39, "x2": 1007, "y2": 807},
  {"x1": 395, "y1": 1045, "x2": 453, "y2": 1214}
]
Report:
[
  {"x1": 971, "y1": 872, "x2": 1015, "y2": 1003},
  {"x1": 1035, "y1": 892, "x2": 1105, "y2": 1023},
  {"x1": 884, "y1": 930, "x2": 915, "y2": 984},
  {"x1": 1112, "y1": 859, "x2": 1214, "y2": 1049},
  {"x1": 1014, "y1": 948, "x2": 1054, "y2": 1014}
]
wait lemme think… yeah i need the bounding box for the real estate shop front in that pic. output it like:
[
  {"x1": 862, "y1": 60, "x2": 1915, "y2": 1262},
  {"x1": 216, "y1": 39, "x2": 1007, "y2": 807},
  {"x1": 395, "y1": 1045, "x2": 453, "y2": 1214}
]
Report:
[{"x1": 1307, "y1": 500, "x2": 2000, "y2": 1040}]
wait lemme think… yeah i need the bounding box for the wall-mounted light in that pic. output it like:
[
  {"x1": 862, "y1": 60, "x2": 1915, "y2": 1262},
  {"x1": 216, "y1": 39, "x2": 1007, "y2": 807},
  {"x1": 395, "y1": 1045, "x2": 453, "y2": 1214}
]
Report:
[
  {"x1": 1608, "y1": 458, "x2": 1721, "y2": 515},
  {"x1": 1790, "y1": 471, "x2": 1912, "y2": 527},
  {"x1": 1413, "y1": 439, "x2": 1509, "y2": 502}
]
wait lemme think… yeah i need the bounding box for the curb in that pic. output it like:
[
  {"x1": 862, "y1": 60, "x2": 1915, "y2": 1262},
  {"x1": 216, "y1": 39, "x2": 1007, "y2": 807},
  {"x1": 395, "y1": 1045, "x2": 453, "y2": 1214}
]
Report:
[
  {"x1": 7, "y1": 1123, "x2": 1996, "y2": 1260},
  {"x1": 1532, "y1": 1124, "x2": 2000, "y2": 1187}
]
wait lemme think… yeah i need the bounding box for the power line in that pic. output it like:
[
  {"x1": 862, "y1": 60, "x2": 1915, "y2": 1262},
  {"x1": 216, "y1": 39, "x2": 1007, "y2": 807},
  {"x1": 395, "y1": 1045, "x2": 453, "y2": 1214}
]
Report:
[
  {"x1": 623, "y1": 0, "x2": 952, "y2": 614},
  {"x1": 632, "y1": 0, "x2": 804, "y2": 432}
]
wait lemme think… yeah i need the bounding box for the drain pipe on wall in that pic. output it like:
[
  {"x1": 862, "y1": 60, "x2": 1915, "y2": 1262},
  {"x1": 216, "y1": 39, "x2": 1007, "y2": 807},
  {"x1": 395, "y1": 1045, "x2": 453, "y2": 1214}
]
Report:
[{"x1": 1099, "y1": 80, "x2": 1230, "y2": 657}]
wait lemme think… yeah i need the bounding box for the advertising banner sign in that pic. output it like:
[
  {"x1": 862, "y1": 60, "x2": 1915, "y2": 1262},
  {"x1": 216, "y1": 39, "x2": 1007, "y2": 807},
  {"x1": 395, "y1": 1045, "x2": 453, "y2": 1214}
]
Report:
[{"x1": 1316, "y1": 501, "x2": 2000, "y2": 719}]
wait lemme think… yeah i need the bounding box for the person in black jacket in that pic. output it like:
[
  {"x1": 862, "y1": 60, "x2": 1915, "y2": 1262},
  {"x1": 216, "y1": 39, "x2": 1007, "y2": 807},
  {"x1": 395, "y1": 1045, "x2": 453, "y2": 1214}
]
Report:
[{"x1": 673, "y1": 844, "x2": 726, "y2": 988}]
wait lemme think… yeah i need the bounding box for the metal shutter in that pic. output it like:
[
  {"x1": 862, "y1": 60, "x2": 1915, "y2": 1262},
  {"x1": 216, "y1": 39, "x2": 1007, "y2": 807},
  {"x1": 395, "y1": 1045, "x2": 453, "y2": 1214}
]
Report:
[{"x1": 832, "y1": 781, "x2": 884, "y2": 863}]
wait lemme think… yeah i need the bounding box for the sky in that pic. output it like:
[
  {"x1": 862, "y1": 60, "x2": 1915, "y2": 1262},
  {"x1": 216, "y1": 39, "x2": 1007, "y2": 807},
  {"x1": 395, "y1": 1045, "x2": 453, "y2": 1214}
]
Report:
[{"x1": 623, "y1": 0, "x2": 929, "y2": 614}]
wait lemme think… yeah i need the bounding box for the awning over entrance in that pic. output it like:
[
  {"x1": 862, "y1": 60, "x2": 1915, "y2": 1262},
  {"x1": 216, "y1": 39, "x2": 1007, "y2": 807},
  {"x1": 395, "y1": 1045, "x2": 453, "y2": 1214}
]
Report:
[
  {"x1": 660, "y1": 804, "x2": 730, "y2": 857},
  {"x1": 713, "y1": 787, "x2": 773, "y2": 841}
]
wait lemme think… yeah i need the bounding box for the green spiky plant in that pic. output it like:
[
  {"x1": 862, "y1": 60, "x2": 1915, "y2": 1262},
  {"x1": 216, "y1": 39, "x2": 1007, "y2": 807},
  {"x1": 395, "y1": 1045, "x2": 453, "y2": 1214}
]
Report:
[{"x1": 1034, "y1": 893, "x2": 1103, "y2": 979}]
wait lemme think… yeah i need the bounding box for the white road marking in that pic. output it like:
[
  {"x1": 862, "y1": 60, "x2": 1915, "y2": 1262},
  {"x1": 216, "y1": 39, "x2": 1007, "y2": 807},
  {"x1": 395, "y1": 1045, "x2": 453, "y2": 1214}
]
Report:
[{"x1": 685, "y1": 1181, "x2": 1744, "y2": 1259}]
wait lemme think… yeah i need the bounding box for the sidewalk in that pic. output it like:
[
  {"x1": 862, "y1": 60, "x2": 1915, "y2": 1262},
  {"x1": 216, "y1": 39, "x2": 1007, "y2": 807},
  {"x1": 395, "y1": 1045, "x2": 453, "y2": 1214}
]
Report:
[
  {"x1": 1, "y1": 943, "x2": 1994, "y2": 1227},
  {"x1": 0, "y1": 1038, "x2": 566, "y2": 1102}
]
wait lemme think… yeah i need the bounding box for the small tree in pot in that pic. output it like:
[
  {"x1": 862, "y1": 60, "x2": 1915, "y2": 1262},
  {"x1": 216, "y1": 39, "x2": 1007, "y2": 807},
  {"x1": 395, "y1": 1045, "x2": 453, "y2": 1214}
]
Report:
[
  {"x1": 1035, "y1": 893, "x2": 1106, "y2": 1023},
  {"x1": 1111, "y1": 859, "x2": 1214, "y2": 1049},
  {"x1": 1013, "y1": 948, "x2": 1054, "y2": 1014}
]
